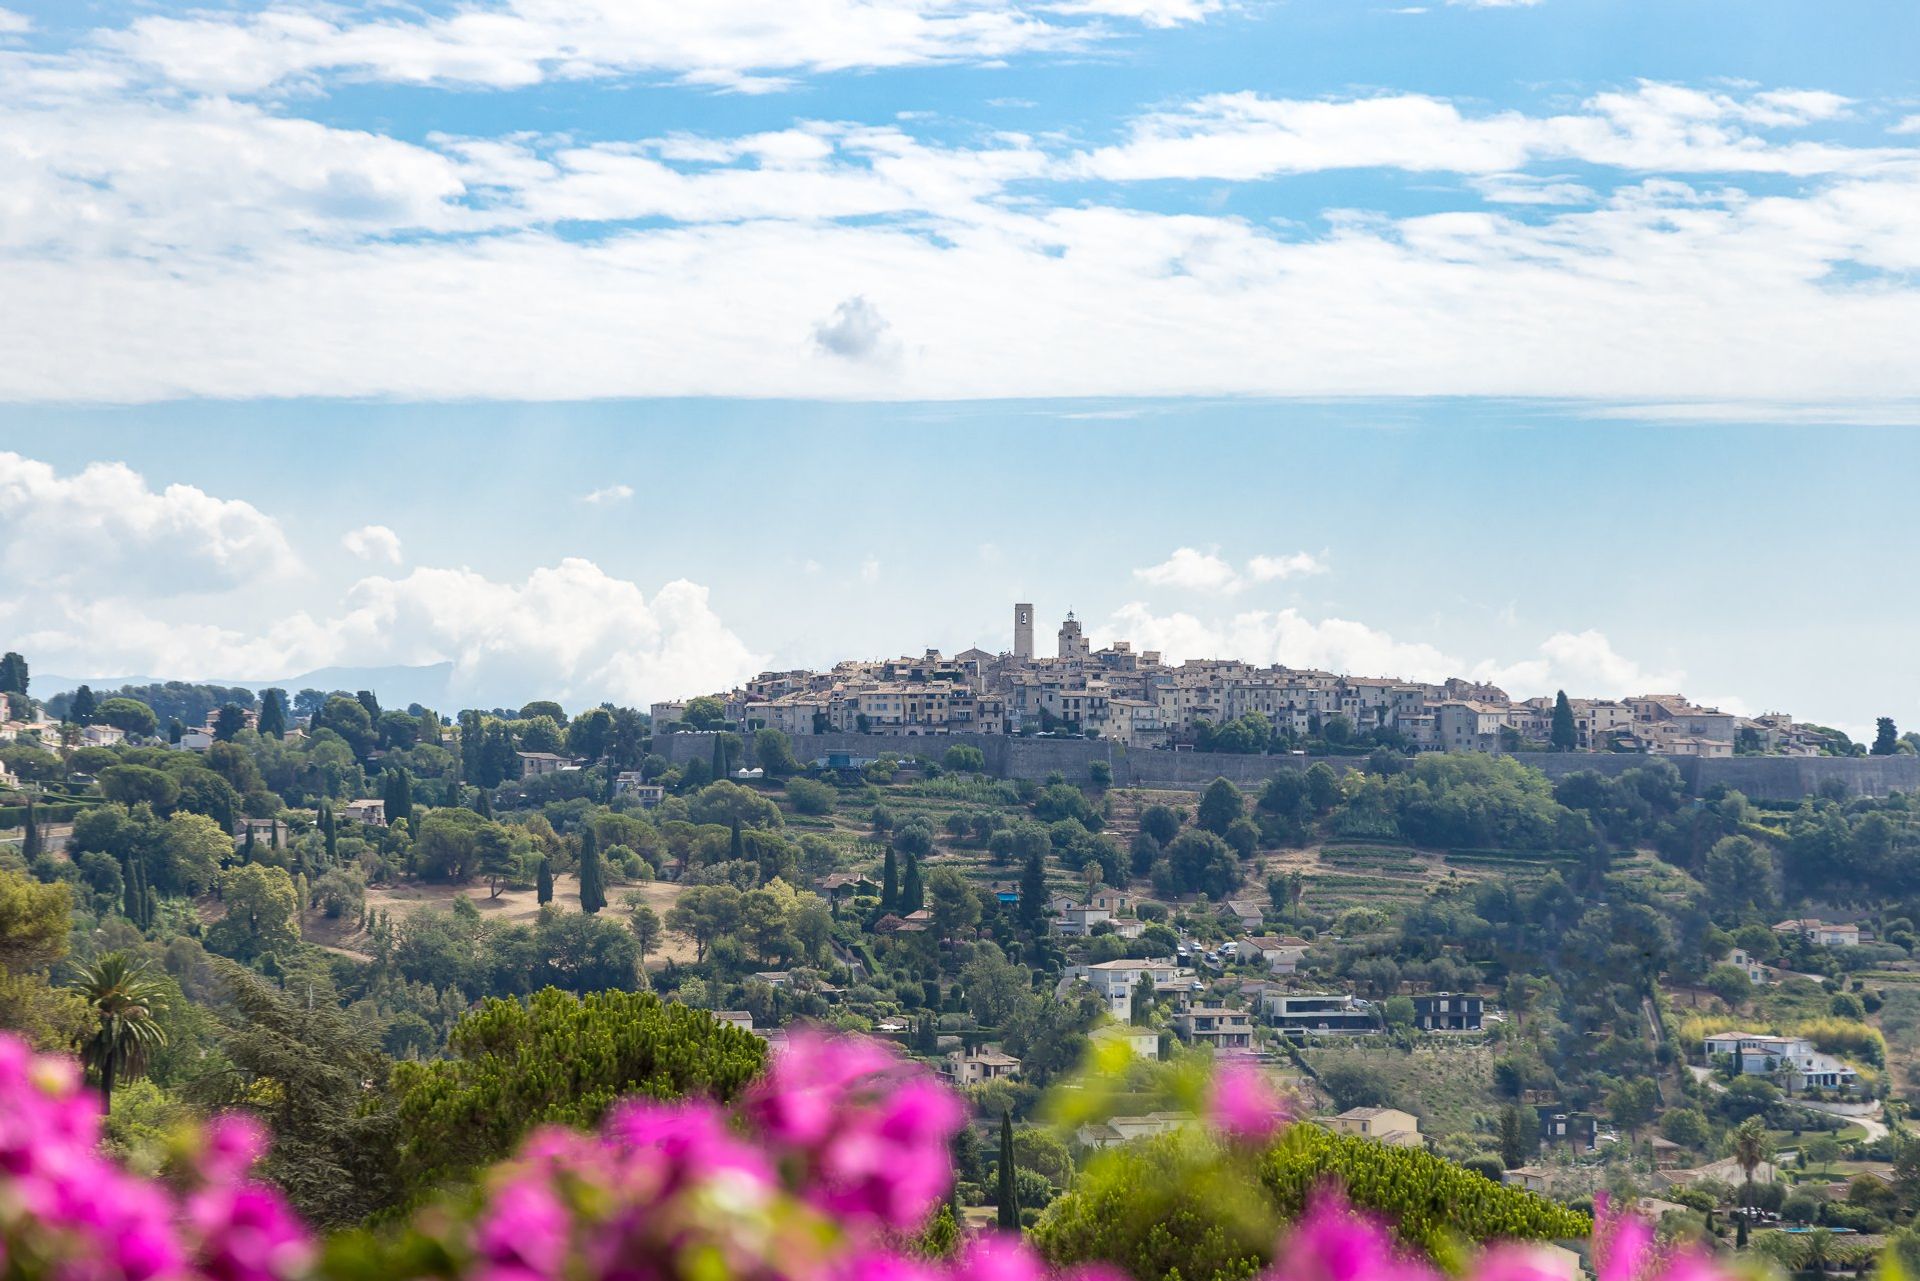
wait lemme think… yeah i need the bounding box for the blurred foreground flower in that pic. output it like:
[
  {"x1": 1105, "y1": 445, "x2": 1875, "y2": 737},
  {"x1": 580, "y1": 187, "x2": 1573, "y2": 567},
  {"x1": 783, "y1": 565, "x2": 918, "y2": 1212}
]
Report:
[{"x1": 0, "y1": 1029, "x2": 1753, "y2": 1281}]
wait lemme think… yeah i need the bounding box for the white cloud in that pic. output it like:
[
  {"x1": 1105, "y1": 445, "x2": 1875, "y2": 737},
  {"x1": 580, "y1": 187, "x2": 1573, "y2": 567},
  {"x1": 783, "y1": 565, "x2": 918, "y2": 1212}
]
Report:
[
  {"x1": 0, "y1": 9, "x2": 31, "y2": 35},
  {"x1": 1105, "y1": 604, "x2": 1691, "y2": 704},
  {"x1": 581, "y1": 483, "x2": 634, "y2": 504},
  {"x1": 0, "y1": 451, "x2": 296, "y2": 594},
  {"x1": 1446, "y1": 0, "x2": 1542, "y2": 7},
  {"x1": 106, "y1": 0, "x2": 1206, "y2": 97},
  {"x1": 1891, "y1": 115, "x2": 1920, "y2": 136},
  {"x1": 859, "y1": 556, "x2": 882, "y2": 584},
  {"x1": 1471, "y1": 629, "x2": 1684, "y2": 699},
  {"x1": 341, "y1": 524, "x2": 403, "y2": 564},
  {"x1": 1106, "y1": 602, "x2": 1460, "y2": 679},
  {"x1": 1, "y1": 558, "x2": 762, "y2": 707},
  {"x1": 1072, "y1": 82, "x2": 1901, "y2": 182},
  {"x1": 1133, "y1": 547, "x2": 1241, "y2": 593},
  {"x1": 1246, "y1": 551, "x2": 1327, "y2": 582}
]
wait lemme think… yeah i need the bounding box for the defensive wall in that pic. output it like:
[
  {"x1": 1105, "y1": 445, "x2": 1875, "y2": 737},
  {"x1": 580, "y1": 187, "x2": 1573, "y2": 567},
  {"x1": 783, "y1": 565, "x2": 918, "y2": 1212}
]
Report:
[{"x1": 660, "y1": 729, "x2": 1920, "y2": 801}]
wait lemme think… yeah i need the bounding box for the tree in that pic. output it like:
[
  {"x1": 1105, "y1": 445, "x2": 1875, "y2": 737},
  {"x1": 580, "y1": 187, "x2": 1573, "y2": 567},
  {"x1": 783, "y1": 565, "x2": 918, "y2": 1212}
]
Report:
[
  {"x1": 257, "y1": 687, "x2": 288, "y2": 739},
  {"x1": 536, "y1": 856, "x2": 554, "y2": 905},
  {"x1": 1139, "y1": 804, "x2": 1182, "y2": 844},
  {"x1": 317, "y1": 695, "x2": 377, "y2": 757},
  {"x1": 1661, "y1": 1108, "x2": 1710, "y2": 1151},
  {"x1": 568, "y1": 707, "x2": 613, "y2": 762},
  {"x1": 0, "y1": 870, "x2": 87, "y2": 1050},
  {"x1": 882, "y1": 845, "x2": 900, "y2": 912},
  {"x1": 578, "y1": 827, "x2": 607, "y2": 915},
  {"x1": 1498, "y1": 1104, "x2": 1536, "y2": 1169},
  {"x1": 1550, "y1": 691, "x2": 1576, "y2": 752},
  {"x1": 68, "y1": 684, "x2": 98, "y2": 724},
  {"x1": 70, "y1": 953, "x2": 169, "y2": 1111},
  {"x1": 997, "y1": 1108, "x2": 1021, "y2": 1230},
  {"x1": 1705, "y1": 964, "x2": 1753, "y2": 1011},
  {"x1": 21, "y1": 799, "x2": 40, "y2": 862},
  {"x1": 390, "y1": 988, "x2": 765, "y2": 1201},
  {"x1": 1196, "y1": 778, "x2": 1244, "y2": 835},
  {"x1": 1019, "y1": 849, "x2": 1048, "y2": 931},
  {"x1": 630, "y1": 905, "x2": 663, "y2": 964},
  {"x1": 1165, "y1": 830, "x2": 1240, "y2": 898},
  {"x1": 1874, "y1": 718, "x2": 1900, "y2": 756},
  {"x1": 944, "y1": 744, "x2": 986, "y2": 774},
  {"x1": 205, "y1": 864, "x2": 301, "y2": 960},
  {"x1": 382, "y1": 767, "x2": 414, "y2": 830},
  {"x1": 93, "y1": 697, "x2": 158, "y2": 737},
  {"x1": 0, "y1": 650, "x2": 27, "y2": 695},
  {"x1": 213, "y1": 703, "x2": 247, "y2": 742},
  {"x1": 753, "y1": 728, "x2": 800, "y2": 777},
  {"x1": 901, "y1": 851, "x2": 924, "y2": 914},
  {"x1": 1731, "y1": 1115, "x2": 1774, "y2": 1243},
  {"x1": 200, "y1": 964, "x2": 395, "y2": 1227},
  {"x1": 1606, "y1": 1077, "x2": 1658, "y2": 1144},
  {"x1": 683, "y1": 696, "x2": 726, "y2": 731},
  {"x1": 99, "y1": 764, "x2": 180, "y2": 813}
]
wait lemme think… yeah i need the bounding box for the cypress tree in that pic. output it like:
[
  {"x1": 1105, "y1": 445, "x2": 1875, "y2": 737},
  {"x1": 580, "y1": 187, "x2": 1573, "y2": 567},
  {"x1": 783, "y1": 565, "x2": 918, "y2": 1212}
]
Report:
[
  {"x1": 1550, "y1": 690, "x2": 1576, "y2": 752},
  {"x1": 578, "y1": 828, "x2": 606, "y2": 915},
  {"x1": 537, "y1": 856, "x2": 554, "y2": 905},
  {"x1": 996, "y1": 1109, "x2": 1020, "y2": 1230},
  {"x1": 270, "y1": 821, "x2": 280, "y2": 851},
  {"x1": 446, "y1": 780, "x2": 463, "y2": 808},
  {"x1": 143, "y1": 886, "x2": 158, "y2": 930},
  {"x1": 390, "y1": 768, "x2": 413, "y2": 828},
  {"x1": 882, "y1": 846, "x2": 899, "y2": 912},
  {"x1": 729, "y1": 816, "x2": 744, "y2": 863},
  {"x1": 1018, "y1": 850, "x2": 1046, "y2": 931},
  {"x1": 122, "y1": 856, "x2": 141, "y2": 923},
  {"x1": 478, "y1": 788, "x2": 493, "y2": 820},
  {"x1": 901, "y1": 851, "x2": 924, "y2": 914},
  {"x1": 243, "y1": 825, "x2": 256, "y2": 864},
  {"x1": 258, "y1": 688, "x2": 287, "y2": 739},
  {"x1": 320, "y1": 800, "x2": 337, "y2": 861},
  {"x1": 21, "y1": 800, "x2": 39, "y2": 862},
  {"x1": 711, "y1": 738, "x2": 725, "y2": 781}
]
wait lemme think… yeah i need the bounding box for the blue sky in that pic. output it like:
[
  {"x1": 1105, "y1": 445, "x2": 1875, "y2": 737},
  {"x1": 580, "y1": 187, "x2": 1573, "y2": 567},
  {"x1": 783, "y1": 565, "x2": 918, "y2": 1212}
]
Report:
[{"x1": 0, "y1": 0, "x2": 1915, "y2": 731}]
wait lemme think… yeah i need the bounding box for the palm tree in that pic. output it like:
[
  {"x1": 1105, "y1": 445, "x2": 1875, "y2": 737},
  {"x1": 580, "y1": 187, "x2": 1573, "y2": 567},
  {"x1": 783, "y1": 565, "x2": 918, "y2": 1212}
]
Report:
[
  {"x1": 72, "y1": 953, "x2": 169, "y2": 1112},
  {"x1": 1730, "y1": 1115, "x2": 1773, "y2": 1247},
  {"x1": 1802, "y1": 1227, "x2": 1834, "y2": 1277}
]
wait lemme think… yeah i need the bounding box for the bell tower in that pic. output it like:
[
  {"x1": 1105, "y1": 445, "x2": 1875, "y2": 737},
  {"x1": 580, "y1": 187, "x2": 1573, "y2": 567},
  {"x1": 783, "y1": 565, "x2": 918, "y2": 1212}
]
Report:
[{"x1": 1013, "y1": 603, "x2": 1034, "y2": 661}]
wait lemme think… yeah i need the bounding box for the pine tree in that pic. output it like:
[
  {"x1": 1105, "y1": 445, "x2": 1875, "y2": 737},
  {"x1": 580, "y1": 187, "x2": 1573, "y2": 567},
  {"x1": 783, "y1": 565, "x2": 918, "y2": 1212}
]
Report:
[
  {"x1": 901, "y1": 851, "x2": 924, "y2": 914},
  {"x1": 882, "y1": 846, "x2": 900, "y2": 912},
  {"x1": 537, "y1": 857, "x2": 554, "y2": 906},
  {"x1": 1873, "y1": 717, "x2": 1900, "y2": 756},
  {"x1": 1550, "y1": 690, "x2": 1576, "y2": 752},
  {"x1": 21, "y1": 800, "x2": 39, "y2": 862},
  {"x1": 578, "y1": 828, "x2": 606, "y2": 915},
  {"x1": 997, "y1": 1109, "x2": 1020, "y2": 1230},
  {"x1": 1019, "y1": 850, "x2": 1047, "y2": 931}
]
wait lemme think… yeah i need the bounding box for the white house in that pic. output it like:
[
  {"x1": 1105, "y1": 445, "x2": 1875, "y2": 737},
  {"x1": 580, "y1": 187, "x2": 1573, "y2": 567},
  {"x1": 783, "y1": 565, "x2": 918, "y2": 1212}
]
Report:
[
  {"x1": 1772, "y1": 919, "x2": 1862, "y2": 947},
  {"x1": 1090, "y1": 1022, "x2": 1161, "y2": 1061},
  {"x1": 1075, "y1": 1112, "x2": 1192, "y2": 1149},
  {"x1": 1701, "y1": 1031, "x2": 1858, "y2": 1092},
  {"x1": 940, "y1": 1045, "x2": 1022, "y2": 1087}
]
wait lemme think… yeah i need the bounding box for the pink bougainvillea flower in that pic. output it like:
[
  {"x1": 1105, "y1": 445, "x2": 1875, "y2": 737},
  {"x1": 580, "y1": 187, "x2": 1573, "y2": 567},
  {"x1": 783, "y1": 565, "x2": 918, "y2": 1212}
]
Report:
[
  {"x1": 1265, "y1": 1190, "x2": 1437, "y2": 1281},
  {"x1": 199, "y1": 1114, "x2": 271, "y2": 1186},
  {"x1": 1208, "y1": 1061, "x2": 1289, "y2": 1144}
]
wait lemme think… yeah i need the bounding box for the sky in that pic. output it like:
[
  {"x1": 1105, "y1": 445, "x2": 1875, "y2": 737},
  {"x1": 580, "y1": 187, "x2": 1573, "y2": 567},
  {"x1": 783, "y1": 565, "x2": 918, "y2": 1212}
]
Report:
[{"x1": 0, "y1": 0, "x2": 1916, "y2": 732}]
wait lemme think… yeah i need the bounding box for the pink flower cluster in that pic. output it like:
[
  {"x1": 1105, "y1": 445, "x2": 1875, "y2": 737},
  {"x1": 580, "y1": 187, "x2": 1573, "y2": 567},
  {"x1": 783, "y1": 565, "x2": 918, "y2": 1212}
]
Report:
[
  {"x1": 0, "y1": 1035, "x2": 311, "y2": 1281},
  {"x1": 0, "y1": 1027, "x2": 1738, "y2": 1281},
  {"x1": 1258, "y1": 1191, "x2": 1719, "y2": 1281}
]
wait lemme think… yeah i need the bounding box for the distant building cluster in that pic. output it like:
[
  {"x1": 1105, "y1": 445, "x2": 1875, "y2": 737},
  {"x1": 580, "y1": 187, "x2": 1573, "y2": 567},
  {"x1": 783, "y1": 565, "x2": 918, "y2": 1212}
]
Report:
[{"x1": 653, "y1": 604, "x2": 1833, "y2": 758}]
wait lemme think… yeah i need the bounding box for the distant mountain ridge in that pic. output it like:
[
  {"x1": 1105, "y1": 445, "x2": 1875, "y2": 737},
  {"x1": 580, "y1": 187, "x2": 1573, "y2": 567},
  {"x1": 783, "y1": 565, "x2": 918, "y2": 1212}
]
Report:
[{"x1": 35, "y1": 663, "x2": 455, "y2": 710}]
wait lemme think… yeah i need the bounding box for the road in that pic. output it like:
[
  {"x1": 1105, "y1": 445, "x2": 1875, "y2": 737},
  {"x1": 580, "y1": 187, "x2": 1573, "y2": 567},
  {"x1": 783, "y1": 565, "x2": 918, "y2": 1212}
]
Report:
[{"x1": 1686, "y1": 1065, "x2": 1889, "y2": 1142}]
